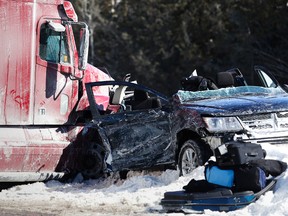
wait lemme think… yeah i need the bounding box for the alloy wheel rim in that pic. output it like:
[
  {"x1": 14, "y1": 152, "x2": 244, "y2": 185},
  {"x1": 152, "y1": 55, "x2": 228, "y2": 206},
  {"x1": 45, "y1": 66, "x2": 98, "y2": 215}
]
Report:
[{"x1": 181, "y1": 148, "x2": 197, "y2": 175}]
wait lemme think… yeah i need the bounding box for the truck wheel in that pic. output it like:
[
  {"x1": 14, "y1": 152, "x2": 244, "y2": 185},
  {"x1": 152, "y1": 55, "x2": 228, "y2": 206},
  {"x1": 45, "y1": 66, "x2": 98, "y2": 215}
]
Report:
[{"x1": 178, "y1": 140, "x2": 205, "y2": 176}]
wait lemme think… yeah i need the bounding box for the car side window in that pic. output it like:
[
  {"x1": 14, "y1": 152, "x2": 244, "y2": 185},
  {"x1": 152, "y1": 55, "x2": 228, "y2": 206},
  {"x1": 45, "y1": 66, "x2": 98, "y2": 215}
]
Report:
[
  {"x1": 39, "y1": 24, "x2": 70, "y2": 64},
  {"x1": 88, "y1": 84, "x2": 167, "y2": 119},
  {"x1": 105, "y1": 88, "x2": 162, "y2": 114}
]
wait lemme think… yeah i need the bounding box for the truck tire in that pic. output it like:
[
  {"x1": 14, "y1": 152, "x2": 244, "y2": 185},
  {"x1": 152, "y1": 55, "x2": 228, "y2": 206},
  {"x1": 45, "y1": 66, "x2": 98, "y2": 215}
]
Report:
[{"x1": 178, "y1": 140, "x2": 205, "y2": 176}]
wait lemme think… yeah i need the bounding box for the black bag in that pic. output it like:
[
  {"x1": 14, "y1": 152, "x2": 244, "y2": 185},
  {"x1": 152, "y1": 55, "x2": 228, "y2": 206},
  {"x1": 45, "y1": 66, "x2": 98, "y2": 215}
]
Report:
[
  {"x1": 183, "y1": 179, "x2": 218, "y2": 193},
  {"x1": 233, "y1": 165, "x2": 266, "y2": 192},
  {"x1": 248, "y1": 159, "x2": 287, "y2": 177},
  {"x1": 215, "y1": 142, "x2": 265, "y2": 167}
]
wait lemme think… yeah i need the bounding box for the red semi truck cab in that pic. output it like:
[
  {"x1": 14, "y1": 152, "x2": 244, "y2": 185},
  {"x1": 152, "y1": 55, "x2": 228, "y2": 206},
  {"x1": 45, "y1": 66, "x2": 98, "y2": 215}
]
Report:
[{"x1": 0, "y1": 0, "x2": 111, "y2": 182}]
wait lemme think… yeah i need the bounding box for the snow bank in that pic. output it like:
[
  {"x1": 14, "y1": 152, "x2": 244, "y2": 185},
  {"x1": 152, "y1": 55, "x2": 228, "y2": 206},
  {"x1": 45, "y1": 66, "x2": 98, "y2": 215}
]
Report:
[{"x1": 0, "y1": 143, "x2": 287, "y2": 216}]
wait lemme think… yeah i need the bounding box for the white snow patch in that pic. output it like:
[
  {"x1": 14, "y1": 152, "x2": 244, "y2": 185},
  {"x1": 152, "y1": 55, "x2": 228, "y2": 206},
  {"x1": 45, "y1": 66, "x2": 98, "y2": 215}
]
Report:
[{"x1": 0, "y1": 143, "x2": 287, "y2": 215}]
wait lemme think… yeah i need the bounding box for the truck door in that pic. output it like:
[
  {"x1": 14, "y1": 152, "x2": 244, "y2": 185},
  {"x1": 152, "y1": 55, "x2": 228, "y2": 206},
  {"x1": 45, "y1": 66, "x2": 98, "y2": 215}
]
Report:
[{"x1": 34, "y1": 20, "x2": 75, "y2": 124}]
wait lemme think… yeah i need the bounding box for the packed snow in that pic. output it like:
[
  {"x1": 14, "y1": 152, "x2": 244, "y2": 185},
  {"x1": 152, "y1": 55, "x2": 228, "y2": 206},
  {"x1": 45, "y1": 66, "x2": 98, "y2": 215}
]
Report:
[{"x1": 0, "y1": 143, "x2": 287, "y2": 216}]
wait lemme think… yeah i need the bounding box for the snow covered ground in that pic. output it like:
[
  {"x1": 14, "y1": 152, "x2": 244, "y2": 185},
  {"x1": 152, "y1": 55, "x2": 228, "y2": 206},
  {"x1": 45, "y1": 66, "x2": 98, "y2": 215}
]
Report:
[{"x1": 0, "y1": 143, "x2": 287, "y2": 216}]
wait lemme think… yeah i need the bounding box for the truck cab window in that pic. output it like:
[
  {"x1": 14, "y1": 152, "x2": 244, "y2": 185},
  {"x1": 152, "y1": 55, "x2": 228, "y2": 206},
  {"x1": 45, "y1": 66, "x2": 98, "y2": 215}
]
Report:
[{"x1": 39, "y1": 24, "x2": 70, "y2": 64}]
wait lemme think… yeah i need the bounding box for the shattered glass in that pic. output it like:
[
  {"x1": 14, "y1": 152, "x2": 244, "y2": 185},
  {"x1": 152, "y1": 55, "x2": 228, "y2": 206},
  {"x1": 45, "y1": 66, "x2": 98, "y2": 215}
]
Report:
[{"x1": 175, "y1": 86, "x2": 286, "y2": 103}]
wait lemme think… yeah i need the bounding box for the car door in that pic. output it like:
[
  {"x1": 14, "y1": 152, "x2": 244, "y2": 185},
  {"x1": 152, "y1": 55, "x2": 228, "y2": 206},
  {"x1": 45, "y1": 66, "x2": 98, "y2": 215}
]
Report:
[
  {"x1": 86, "y1": 82, "x2": 174, "y2": 171},
  {"x1": 99, "y1": 108, "x2": 173, "y2": 170}
]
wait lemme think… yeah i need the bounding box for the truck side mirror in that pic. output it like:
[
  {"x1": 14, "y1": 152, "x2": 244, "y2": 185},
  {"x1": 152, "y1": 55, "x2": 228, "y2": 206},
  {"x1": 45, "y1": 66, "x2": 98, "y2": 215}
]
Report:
[{"x1": 78, "y1": 26, "x2": 89, "y2": 71}]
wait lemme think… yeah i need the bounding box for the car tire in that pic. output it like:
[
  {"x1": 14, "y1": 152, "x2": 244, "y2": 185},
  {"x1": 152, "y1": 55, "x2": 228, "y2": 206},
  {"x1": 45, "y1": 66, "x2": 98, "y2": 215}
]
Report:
[
  {"x1": 178, "y1": 140, "x2": 205, "y2": 176},
  {"x1": 81, "y1": 142, "x2": 105, "y2": 179}
]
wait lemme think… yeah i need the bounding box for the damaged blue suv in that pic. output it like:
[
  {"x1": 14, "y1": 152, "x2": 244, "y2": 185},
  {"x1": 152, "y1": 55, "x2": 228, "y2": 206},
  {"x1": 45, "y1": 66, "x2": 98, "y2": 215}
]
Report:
[{"x1": 64, "y1": 66, "x2": 288, "y2": 179}]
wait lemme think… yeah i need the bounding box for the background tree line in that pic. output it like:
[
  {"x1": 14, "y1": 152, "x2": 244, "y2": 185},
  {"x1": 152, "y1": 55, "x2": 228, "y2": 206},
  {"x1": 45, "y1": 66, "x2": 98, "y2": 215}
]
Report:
[{"x1": 70, "y1": 0, "x2": 288, "y2": 95}]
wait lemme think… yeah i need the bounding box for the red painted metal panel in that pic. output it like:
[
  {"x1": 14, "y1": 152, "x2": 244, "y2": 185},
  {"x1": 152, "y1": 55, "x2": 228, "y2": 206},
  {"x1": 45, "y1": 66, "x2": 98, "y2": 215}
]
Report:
[
  {"x1": 14, "y1": 0, "x2": 64, "y2": 4},
  {"x1": 34, "y1": 58, "x2": 74, "y2": 124},
  {"x1": 0, "y1": 0, "x2": 77, "y2": 178},
  {"x1": 77, "y1": 64, "x2": 112, "y2": 111},
  {"x1": 0, "y1": 126, "x2": 82, "y2": 172},
  {"x1": 0, "y1": 1, "x2": 34, "y2": 124},
  {"x1": 0, "y1": 0, "x2": 72, "y2": 125}
]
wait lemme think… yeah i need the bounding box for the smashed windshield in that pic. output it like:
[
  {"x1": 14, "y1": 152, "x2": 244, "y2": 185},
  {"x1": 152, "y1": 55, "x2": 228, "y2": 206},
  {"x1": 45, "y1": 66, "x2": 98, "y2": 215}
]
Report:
[{"x1": 175, "y1": 86, "x2": 286, "y2": 103}]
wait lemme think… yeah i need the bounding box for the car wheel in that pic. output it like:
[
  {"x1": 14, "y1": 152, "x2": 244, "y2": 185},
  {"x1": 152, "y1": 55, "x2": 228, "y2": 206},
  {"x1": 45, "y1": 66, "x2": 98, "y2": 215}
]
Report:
[
  {"x1": 81, "y1": 142, "x2": 105, "y2": 179},
  {"x1": 178, "y1": 140, "x2": 204, "y2": 176}
]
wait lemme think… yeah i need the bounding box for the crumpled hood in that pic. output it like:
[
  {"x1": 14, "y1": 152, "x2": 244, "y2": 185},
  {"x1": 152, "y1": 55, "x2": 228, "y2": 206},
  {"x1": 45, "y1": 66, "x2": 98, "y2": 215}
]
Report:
[{"x1": 181, "y1": 94, "x2": 288, "y2": 116}]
